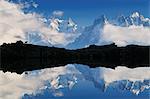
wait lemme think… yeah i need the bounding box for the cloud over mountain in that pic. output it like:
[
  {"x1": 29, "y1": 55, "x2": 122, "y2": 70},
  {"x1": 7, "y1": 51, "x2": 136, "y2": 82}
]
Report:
[
  {"x1": 0, "y1": 0, "x2": 150, "y2": 48},
  {"x1": 0, "y1": 0, "x2": 78, "y2": 46},
  {"x1": 67, "y1": 13, "x2": 150, "y2": 49},
  {"x1": 101, "y1": 24, "x2": 150, "y2": 46}
]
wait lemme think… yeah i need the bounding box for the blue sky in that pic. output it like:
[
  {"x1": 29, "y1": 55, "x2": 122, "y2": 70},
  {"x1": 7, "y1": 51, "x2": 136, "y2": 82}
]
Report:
[{"x1": 12, "y1": 0, "x2": 150, "y2": 26}]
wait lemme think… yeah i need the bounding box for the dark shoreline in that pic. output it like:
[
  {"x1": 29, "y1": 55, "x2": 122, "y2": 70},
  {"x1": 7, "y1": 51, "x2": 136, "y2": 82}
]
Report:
[{"x1": 0, "y1": 41, "x2": 149, "y2": 74}]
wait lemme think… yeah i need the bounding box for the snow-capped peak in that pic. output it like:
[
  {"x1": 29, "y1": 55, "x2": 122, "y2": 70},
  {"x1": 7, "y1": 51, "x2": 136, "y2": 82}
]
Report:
[
  {"x1": 67, "y1": 15, "x2": 108, "y2": 49},
  {"x1": 67, "y1": 18, "x2": 77, "y2": 32},
  {"x1": 130, "y1": 12, "x2": 150, "y2": 26},
  {"x1": 93, "y1": 15, "x2": 108, "y2": 26},
  {"x1": 114, "y1": 12, "x2": 150, "y2": 27},
  {"x1": 68, "y1": 18, "x2": 77, "y2": 27},
  {"x1": 49, "y1": 17, "x2": 78, "y2": 33},
  {"x1": 131, "y1": 12, "x2": 140, "y2": 18},
  {"x1": 50, "y1": 18, "x2": 63, "y2": 31},
  {"x1": 116, "y1": 15, "x2": 128, "y2": 26}
]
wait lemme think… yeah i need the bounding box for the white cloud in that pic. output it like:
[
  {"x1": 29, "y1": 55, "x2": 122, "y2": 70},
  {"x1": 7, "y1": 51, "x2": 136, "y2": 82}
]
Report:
[
  {"x1": 52, "y1": 10, "x2": 64, "y2": 17},
  {"x1": 0, "y1": 0, "x2": 76, "y2": 46},
  {"x1": 100, "y1": 24, "x2": 150, "y2": 46}
]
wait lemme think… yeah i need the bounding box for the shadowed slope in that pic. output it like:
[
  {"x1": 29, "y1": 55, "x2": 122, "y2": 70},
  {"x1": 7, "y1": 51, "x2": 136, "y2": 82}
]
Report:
[{"x1": 0, "y1": 41, "x2": 149, "y2": 74}]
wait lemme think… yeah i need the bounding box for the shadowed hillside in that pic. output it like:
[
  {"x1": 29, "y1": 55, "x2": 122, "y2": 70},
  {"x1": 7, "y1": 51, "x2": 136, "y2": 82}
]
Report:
[{"x1": 0, "y1": 41, "x2": 149, "y2": 74}]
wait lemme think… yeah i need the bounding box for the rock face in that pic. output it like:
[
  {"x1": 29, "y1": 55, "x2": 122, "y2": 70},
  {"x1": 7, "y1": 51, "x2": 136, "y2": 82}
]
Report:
[{"x1": 0, "y1": 41, "x2": 149, "y2": 74}]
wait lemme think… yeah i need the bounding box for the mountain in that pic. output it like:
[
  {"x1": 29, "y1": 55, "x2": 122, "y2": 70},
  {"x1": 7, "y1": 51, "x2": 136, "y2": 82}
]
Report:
[
  {"x1": 66, "y1": 12, "x2": 150, "y2": 49},
  {"x1": 0, "y1": 12, "x2": 149, "y2": 48},
  {"x1": 50, "y1": 18, "x2": 77, "y2": 33},
  {"x1": 67, "y1": 15, "x2": 108, "y2": 49},
  {"x1": 27, "y1": 17, "x2": 79, "y2": 47},
  {"x1": 115, "y1": 12, "x2": 150, "y2": 27}
]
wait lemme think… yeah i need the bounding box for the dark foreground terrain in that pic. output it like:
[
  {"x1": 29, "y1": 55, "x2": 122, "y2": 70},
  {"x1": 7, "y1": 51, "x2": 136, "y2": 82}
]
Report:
[{"x1": 0, "y1": 41, "x2": 149, "y2": 74}]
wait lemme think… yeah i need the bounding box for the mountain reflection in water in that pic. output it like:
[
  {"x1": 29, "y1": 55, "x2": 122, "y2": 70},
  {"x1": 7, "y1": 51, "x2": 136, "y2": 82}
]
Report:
[{"x1": 0, "y1": 64, "x2": 149, "y2": 99}]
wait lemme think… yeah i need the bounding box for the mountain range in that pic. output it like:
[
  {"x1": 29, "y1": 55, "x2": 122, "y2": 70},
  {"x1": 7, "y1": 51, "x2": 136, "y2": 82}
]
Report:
[{"x1": 27, "y1": 12, "x2": 150, "y2": 49}]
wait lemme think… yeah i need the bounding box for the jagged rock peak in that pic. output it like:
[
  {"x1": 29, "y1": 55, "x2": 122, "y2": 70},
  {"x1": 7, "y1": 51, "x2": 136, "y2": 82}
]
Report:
[{"x1": 93, "y1": 15, "x2": 108, "y2": 26}]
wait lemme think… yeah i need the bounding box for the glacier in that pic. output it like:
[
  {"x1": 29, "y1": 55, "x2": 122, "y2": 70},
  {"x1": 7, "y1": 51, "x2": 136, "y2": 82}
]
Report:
[{"x1": 0, "y1": 64, "x2": 149, "y2": 99}]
